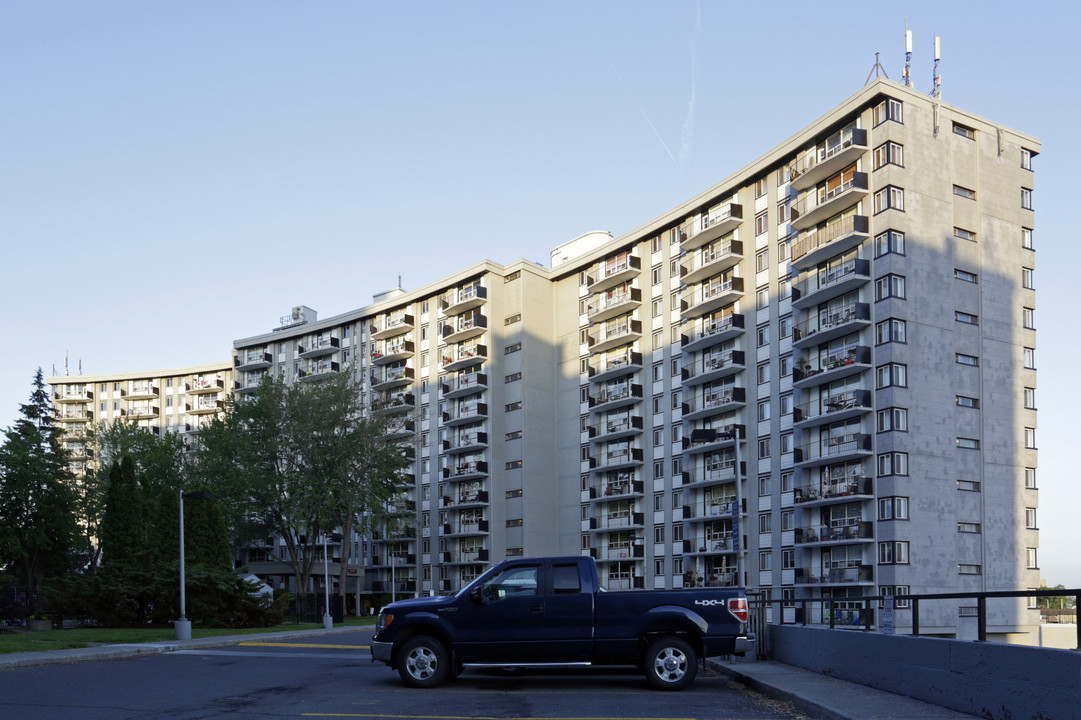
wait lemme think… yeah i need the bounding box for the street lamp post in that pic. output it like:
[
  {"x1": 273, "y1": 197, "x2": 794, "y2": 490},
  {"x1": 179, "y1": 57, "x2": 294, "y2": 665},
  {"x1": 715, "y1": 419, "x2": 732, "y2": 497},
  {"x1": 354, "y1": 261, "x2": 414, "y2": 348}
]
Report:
[
  {"x1": 322, "y1": 532, "x2": 332, "y2": 629},
  {"x1": 176, "y1": 490, "x2": 211, "y2": 641}
]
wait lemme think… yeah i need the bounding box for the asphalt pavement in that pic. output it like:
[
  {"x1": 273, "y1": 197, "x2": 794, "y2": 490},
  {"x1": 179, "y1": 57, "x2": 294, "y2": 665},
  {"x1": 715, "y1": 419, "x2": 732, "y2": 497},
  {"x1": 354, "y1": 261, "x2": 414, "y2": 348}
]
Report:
[{"x1": 1, "y1": 626, "x2": 981, "y2": 720}]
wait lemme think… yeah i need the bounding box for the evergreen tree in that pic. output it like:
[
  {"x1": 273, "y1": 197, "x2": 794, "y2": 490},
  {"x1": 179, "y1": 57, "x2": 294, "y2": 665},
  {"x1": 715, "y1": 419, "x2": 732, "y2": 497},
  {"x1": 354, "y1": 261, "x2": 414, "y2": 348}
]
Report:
[
  {"x1": 0, "y1": 369, "x2": 79, "y2": 594},
  {"x1": 99, "y1": 456, "x2": 146, "y2": 572}
]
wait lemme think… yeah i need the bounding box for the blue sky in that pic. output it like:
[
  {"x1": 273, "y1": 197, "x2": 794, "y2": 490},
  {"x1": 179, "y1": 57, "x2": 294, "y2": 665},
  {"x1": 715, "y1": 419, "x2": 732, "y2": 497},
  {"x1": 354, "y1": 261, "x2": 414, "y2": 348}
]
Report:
[{"x1": 2, "y1": 1, "x2": 1078, "y2": 585}]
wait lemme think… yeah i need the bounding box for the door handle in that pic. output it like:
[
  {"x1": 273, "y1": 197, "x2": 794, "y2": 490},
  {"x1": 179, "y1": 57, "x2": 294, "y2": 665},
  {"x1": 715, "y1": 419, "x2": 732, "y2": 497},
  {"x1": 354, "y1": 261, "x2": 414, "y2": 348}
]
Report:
[{"x1": 529, "y1": 605, "x2": 544, "y2": 614}]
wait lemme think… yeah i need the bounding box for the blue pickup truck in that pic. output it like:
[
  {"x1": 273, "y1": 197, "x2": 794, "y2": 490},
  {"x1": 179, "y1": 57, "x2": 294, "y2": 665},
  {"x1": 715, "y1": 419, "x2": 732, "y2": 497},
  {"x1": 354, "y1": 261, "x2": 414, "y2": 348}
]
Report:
[{"x1": 370, "y1": 555, "x2": 753, "y2": 690}]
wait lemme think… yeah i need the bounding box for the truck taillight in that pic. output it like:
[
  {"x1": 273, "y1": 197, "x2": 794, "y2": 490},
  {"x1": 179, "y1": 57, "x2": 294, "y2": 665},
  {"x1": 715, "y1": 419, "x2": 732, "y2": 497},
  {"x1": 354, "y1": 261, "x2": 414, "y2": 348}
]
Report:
[{"x1": 727, "y1": 597, "x2": 749, "y2": 623}]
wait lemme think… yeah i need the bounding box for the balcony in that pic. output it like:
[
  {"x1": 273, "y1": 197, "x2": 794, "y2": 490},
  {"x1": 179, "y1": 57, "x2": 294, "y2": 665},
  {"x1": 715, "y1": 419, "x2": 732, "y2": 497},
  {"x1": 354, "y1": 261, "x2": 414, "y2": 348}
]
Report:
[
  {"x1": 682, "y1": 350, "x2": 745, "y2": 387},
  {"x1": 794, "y1": 389, "x2": 872, "y2": 428},
  {"x1": 442, "y1": 313, "x2": 487, "y2": 344},
  {"x1": 795, "y1": 521, "x2": 874, "y2": 545},
  {"x1": 442, "y1": 519, "x2": 490, "y2": 537},
  {"x1": 794, "y1": 433, "x2": 873, "y2": 468},
  {"x1": 372, "y1": 391, "x2": 415, "y2": 414},
  {"x1": 592, "y1": 447, "x2": 644, "y2": 472},
  {"x1": 794, "y1": 475, "x2": 873, "y2": 506},
  {"x1": 681, "y1": 239, "x2": 743, "y2": 285},
  {"x1": 792, "y1": 303, "x2": 871, "y2": 349},
  {"x1": 442, "y1": 547, "x2": 490, "y2": 565},
  {"x1": 586, "y1": 255, "x2": 642, "y2": 293},
  {"x1": 682, "y1": 387, "x2": 746, "y2": 421},
  {"x1": 680, "y1": 204, "x2": 743, "y2": 251},
  {"x1": 370, "y1": 313, "x2": 414, "y2": 340},
  {"x1": 441, "y1": 490, "x2": 490, "y2": 508},
  {"x1": 234, "y1": 374, "x2": 264, "y2": 394},
  {"x1": 56, "y1": 409, "x2": 93, "y2": 423},
  {"x1": 443, "y1": 431, "x2": 489, "y2": 455},
  {"x1": 383, "y1": 419, "x2": 415, "y2": 440},
  {"x1": 792, "y1": 215, "x2": 870, "y2": 270},
  {"x1": 189, "y1": 398, "x2": 223, "y2": 415},
  {"x1": 793, "y1": 346, "x2": 871, "y2": 388},
  {"x1": 441, "y1": 344, "x2": 486, "y2": 372},
  {"x1": 126, "y1": 382, "x2": 159, "y2": 400},
  {"x1": 589, "y1": 511, "x2": 645, "y2": 532},
  {"x1": 587, "y1": 319, "x2": 642, "y2": 354},
  {"x1": 442, "y1": 460, "x2": 489, "y2": 482},
  {"x1": 298, "y1": 336, "x2": 339, "y2": 359},
  {"x1": 587, "y1": 415, "x2": 644, "y2": 442},
  {"x1": 588, "y1": 350, "x2": 643, "y2": 382},
  {"x1": 587, "y1": 288, "x2": 642, "y2": 324},
  {"x1": 790, "y1": 128, "x2": 868, "y2": 192},
  {"x1": 586, "y1": 478, "x2": 643, "y2": 501},
  {"x1": 441, "y1": 285, "x2": 487, "y2": 316},
  {"x1": 372, "y1": 366, "x2": 414, "y2": 391},
  {"x1": 442, "y1": 402, "x2": 488, "y2": 426},
  {"x1": 793, "y1": 259, "x2": 871, "y2": 309},
  {"x1": 298, "y1": 360, "x2": 340, "y2": 381},
  {"x1": 794, "y1": 564, "x2": 874, "y2": 586},
  {"x1": 593, "y1": 544, "x2": 645, "y2": 561},
  {"x1": 681, "y1": 424, "x2": 744, "y2": 455},
  {"x1": 54, "y1": 388, "x2": 93, "y2": 403},
  {"x1": 235, "y1": 351, "x2": 272, "y2": 371},
  {"x1": 681, "y1": 313, "x2": 745, "y2": 353},
  {"x1": 683, "y1": 497, "x2": 737, "y2": 521},
  {"x1": 188, "y1": 377, "x2": 224, "y2": 394},
  {"x1": 588, "y1": 384, "x2": 643, "y2": 413},
  {"x1": 791, "y1": 172, "x2": 869, "y2": 231},
  {"x1": 127, "y1": 404, "x2": 159, "y2": 419},
  {"x1": 441, "y1": 372, "x2": 488, "y2": 399},
  {"x1": 604, "y1": 575, "x2": 646, "y2": 591},
  {"x1": 680, "y1": 461, "x2": 744, "y2": 488},
  {"x1": 681, "y1": 277, "x2": 745, "y2": 319}
]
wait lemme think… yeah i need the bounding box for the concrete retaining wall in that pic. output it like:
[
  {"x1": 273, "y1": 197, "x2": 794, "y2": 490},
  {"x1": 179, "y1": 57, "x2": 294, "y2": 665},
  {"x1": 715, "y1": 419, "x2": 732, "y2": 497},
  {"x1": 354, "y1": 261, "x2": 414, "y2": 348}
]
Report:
[{"x1": 767, "y1": 625, "x2": 1080, "y2": 720}]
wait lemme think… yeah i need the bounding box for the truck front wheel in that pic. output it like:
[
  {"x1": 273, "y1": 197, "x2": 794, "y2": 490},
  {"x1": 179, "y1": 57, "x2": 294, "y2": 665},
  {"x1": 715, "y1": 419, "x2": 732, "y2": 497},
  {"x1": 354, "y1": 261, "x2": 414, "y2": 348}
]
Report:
[
  {"x1": 643, "y1": 636, "x2": 697, "y2": 691},
  {"x1": 398, "y1": 635, "x2": 450, "y2": 688}
]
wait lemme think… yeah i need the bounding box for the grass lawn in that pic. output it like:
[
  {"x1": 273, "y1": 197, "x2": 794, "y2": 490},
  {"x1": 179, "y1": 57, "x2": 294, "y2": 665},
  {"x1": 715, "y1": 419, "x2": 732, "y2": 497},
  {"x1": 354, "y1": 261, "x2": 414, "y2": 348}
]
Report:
[{"x1": 0, "y1": 617, "x2": 375, "y2": 655}]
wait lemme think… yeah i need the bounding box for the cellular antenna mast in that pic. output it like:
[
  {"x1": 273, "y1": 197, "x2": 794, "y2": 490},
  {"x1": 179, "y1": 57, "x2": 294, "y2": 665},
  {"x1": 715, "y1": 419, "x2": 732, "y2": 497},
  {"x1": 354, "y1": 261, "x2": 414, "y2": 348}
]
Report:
[
  {"x1": 931, "y1": 35, "x2": 942, "y2": 135},
  {"x1": 865, "y1": 52, "x2": 889, "y2": 84},
  {"x1": 903, "y1": 21, "x2": 913, "y2": 87}
]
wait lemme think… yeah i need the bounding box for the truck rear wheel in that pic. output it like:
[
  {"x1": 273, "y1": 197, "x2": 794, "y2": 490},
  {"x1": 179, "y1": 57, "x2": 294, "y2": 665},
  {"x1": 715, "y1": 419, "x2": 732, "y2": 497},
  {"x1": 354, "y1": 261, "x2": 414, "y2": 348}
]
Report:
[
  {"x1": 398, "y1": 635, "x2": 450, "y2": 688},
  {"x1": 643, "y1": 636, "x2": 697, "y2": 691}
]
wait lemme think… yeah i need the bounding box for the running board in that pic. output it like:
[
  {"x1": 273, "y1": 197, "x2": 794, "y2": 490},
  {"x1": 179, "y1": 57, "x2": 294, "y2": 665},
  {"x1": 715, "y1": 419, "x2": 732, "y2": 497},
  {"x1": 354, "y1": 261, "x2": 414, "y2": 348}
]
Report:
[{"x1": 462, "y1": 661, "x2": 592, "y2": 669}]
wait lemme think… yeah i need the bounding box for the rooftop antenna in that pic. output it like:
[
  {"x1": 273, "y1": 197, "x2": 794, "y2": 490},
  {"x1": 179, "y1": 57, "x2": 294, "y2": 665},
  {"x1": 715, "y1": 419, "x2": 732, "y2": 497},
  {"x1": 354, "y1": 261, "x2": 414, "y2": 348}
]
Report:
[
  {"x1": 903, "y1": 21, "x2": 913, "y2": 88},
  {"x1": 64, "y1": 352, "x2": 69, "y2": 376},
  {"x1": 931, "y1": 35, "x2": 942, "y2": 135},
  {"x1": 865, "y1": 52, "x2": 889, "y2": 84}
]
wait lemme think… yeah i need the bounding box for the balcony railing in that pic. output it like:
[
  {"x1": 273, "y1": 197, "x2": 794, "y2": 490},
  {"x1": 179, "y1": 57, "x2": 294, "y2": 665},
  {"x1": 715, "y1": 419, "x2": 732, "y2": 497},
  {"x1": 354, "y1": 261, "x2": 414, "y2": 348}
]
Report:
[
  {"x1": 441, "y1": 372, "x2": 487, "y2": 398},
  {"x1": 681, "y1": 277, "x2": 744, "y2": 318},
  {"x1": 792, "y1": 258, "x2": 870, "y2": 308},
  {"x1": 791, "y1": 172, "x2": 868, "y2": 230},
  {"x1": 681, "y1": 239, "x2": 743, "y2": 284},
  {"x1": 588, "y1": 384, "x2": 643, "y2": 409},
  {"x1": 794, "y1": 564, "x2": 874, "y2": 585},
  {"x1": 794, "y1": 475, "x2": 873, "y2": 504},
  {"x1": 682, "y1": 350, "x2": 744, "y2": 384},
  {"x1": 795, "y1": 521, "x2": 873, "y2": 544},
  {"x1": 586, "y1": 255, "x2": 642, "y2": 292},
  {"x1": 680, "y1": 204, "x2": 743, "y2": 251},
  {"x1": 795, "y1": 434, "x2": 872, "y2": 465},
  {"x1": 441, "y1": 344, "x2": 487, "y2": 371},
  {"x1": 587, "y1": 287, "x2": 642, "y2": 322},
  {"x1": 588, "y1": 350, "x2": 642, "y2": 380},
  {"x1": 789, "y1": 127, "x2": 868, "y2": 191},
  {"x1": 793, "y1": 389, "x2": 872, "y2": 424},
  {"x1": 791, "y1": 215, "x2": 870, "y2": 268},
  {"x1": 587, "y1": 415, "x2": 644, "y2": 439},
  {"x1": 793, "y1": 303, "x2": 870, "y2": 347},
  {"x1": 587, "y1": 319, "x2": 642, "y2": 352},
  {"x1": 682, "y1": 387, "x2": 745, "y2": 417},
  {"x1": 441, "y1": 285, "x2": 487, "y2": 315},
  {"x1": 681, "y1": 313, "x2": 745, "y2": 352}
]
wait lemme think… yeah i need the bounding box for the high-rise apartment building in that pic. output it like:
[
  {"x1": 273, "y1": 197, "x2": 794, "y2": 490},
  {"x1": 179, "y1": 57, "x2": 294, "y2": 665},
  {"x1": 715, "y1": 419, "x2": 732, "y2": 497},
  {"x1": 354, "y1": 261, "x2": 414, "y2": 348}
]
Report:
[{"x1": 56, "y1": 77, "x2": 1039, "y2": 640}]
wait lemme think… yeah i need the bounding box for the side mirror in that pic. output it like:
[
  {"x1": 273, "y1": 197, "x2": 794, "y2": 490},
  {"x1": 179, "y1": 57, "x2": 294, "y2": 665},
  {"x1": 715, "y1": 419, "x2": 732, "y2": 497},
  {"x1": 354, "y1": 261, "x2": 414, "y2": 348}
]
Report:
[{"x1": 469, "y1": 589, "x2": 483, "y2": 604}]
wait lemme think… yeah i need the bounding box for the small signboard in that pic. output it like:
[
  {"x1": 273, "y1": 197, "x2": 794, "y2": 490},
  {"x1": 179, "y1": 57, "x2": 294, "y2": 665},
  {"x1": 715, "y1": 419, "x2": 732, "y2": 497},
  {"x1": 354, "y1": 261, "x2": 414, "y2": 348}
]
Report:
[{"x1": 882, "y1": 593, "x2": 895, "y2": 635}]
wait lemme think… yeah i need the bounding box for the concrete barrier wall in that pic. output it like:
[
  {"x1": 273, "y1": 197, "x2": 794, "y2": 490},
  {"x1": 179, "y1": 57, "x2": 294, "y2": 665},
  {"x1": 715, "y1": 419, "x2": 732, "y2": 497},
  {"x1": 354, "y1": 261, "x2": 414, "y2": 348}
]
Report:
[{"x1": 767, "y1": 625, "x2": 1081, "y2": 720}]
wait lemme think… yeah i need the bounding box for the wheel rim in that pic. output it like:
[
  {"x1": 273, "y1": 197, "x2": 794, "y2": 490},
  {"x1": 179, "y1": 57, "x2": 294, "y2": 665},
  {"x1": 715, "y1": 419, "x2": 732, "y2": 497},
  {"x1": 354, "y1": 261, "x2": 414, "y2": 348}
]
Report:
[
  {"x1": 406, "y1": 646, "x2": 439, "y2": 680},
  {"x1": 652, "y1": 646, "x2": 688, "y2": 683}
]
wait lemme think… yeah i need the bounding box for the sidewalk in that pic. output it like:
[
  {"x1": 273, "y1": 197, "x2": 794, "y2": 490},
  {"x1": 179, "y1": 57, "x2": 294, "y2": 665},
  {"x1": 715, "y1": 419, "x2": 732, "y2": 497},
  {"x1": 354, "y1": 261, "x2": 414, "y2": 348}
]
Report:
[
  {"x1": 710, "y1": 657, "x2": 982, "y2": 720},
  {"x1": 0, "y1": 624, "x2": 362, "y2": 670}
]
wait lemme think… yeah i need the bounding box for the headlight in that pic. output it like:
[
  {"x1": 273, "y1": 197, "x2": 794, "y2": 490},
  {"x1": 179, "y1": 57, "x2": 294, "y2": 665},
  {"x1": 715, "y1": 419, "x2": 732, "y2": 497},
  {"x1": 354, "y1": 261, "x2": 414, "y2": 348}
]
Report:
[{"x1": 377, "y1": 612, "x2": 394, "y2": 631}]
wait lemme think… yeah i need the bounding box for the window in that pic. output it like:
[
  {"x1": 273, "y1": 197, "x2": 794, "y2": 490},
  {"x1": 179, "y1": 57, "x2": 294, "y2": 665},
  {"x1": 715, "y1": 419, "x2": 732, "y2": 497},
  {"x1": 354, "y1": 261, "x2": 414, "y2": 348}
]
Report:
[
  {"x1": 757, "y1": 363, "x2": 771, "y2": 385},
  {"x1": 781, "y1": 549, "x2": 795, "y2": 570},
  {"x1": 1022, "y1": 187, "x2": 1033, "y2": 210},
  {"x1": 505, "y1": 270, "x2": 520, "y2": 282},
  {"x1": 880, "y1": 586, "x2": 911, "y2": 609},
  {"x1": 877, "y1": 407, "x2": 908, "y2": 433},
  {"x1": 955, "y1": 311, "x2": 978, "y2": 326},
  {"x1": 756, "y1": 248, "x2": 769, "y2": 271},
  {"x1": 875, "y1": 274, "x2": 906, "y2": 300},
  {"x1": 777, "y1": 201, "x2": 789, "y2": 224},
  {"x1": 505, "y1": 401, "x2": 522, "y2": 412},
  {"x1": 956, "y1": 353, "x2": 979, "y2": 367},
  {"x1": 757, "y1": 324, "x2": 770, "y2": 347},
  {"x1": 756, "y1": 286, "x2": 769, "y2": 309},
  {"x1": 1021, "y1": 148, "x2": 1033, "y2": 170},
  {"x1": 1024, "y1": 387, "x2": 1036, "y2": 409},
  {"x1": 873, "y1": 98, "x2": 902, "y2": 125},
  {"x1": 652, "y1": 331, "x2": 662, "y2": 350},
  {"x1": 652, "y1": 363, "x2": 663, "y2": 382},
  {"x1": 1026, "y1": 507, "x2": 1037, "y2": 528},
  {"x1": 1023, "y1": 307, "x2": 1035, "y2": 329},
  {"x1": 958, "y1": 564, "x2": 982, "y2": 575},
  {"x1": 1022, "y1": 267, "x2": 1034, "y2": 289},
  {"x1": 953, "y1": 122, "x2": 975, "y2": 140},
  {"x1": 874, "y1": 229, "x2": 905, "y2": 257},
  {"x1": 779, "y1": 355, "x2": 792, "y2": 377},
  {"x1": 505, "y1": 430, "x2": 522, "y2": 441},
  {"x1": 755, "y1": 212, "x2": 768, "y2": 236},
  {"x1": 759, "y1": 551, "x2": 772, "y2": 571},
  {"x1": 505, "y1": 460, "x2": 523, "y2": 470},
  {"x1": 505, "y1": 518, "x2": 523, "y2": 528},
  {"x1": 956, "y1": 395, "x2": 979, "y2": 409},
  {"x1": 652, "y1": 298, "x2": 663, "y2": 317},
  {"x1": 781, "y1": 509, "x2": 793, "y2": 530},
  {"x1": 1023, "y1": 347, "x2": 1035, "y2": 369},
  {"x1": 953, "y1": 185, "x2": 976, "y2": 200},
  {"x1": 1025, "y1": 427, "x2": 1036, "y2": 449},
  {"x1": 758, "y1": 437, "x2": 771, "y2": 458},
  {"x1": 653, "y1": 429, "x2": 664, "y2": 447},
  {"x1": 878, "y1": 496, "x2": 909, "y2": 520},
  {"x1": 759, "y1": 513, "x2": 772, "y2": 533},
  {"x1": 652, "y1": 396, "x2": 663, "y2": 414},
  {"x1": 954, "y1": 268, "x2": 977, "y2": 283},
  {"x1": 1027, "y1": 548, "x2": 1038, "y2": 569},
  {"x1": 759, "y1": 475, "x2": 771, "y2": 496},
  {"x1": 505, "y1": 313, "x2": 521, "y2": 325},
  {"x1": 781, "y1": 471, "x2": 793, "y2": 492},
  {"x1": 957, "y1": 479, "x2": 981, "y2": 492},
  {"x1": 876, "y1": 319, "x2": 906, "y2": 345},
  {"x1": 873, "y1": 141, "x2": 903, "y2": 169},
  {"x1": 780, "y1": 432, "x2": 793, "y2": 454},
  {"x1": 779, "y1": 315, "x2": 793, "y2": 339},
  {"x1": 879, "y1": 541, "x2": 910, "y2": 564},
  {"x1": 755, "y1": 177, "x2": 768, "y2": 199},
  {"x1": 505, "y1": 342, "x2": 521, "y2": 354},
  {"x1": 1022, "y1": 227, "x2": 1033, "y2": 250},
  {"x1": 651, "y1": 265, "x2": 662, "y2": 285},
  {"x1": 956, "y1": 437, "x2": 980, "y2": 450},
  {"x1": 779, "y1": 393, "x2": 793, "y2": 416},
  {"x1": 878, "y1": 452, "x2": 908, "y2": 476},
  {"x1": 780, "y1": 274, "x2": 792, "y2": 299},
  {"x1": 958, "y1": 522, "x2": 981, "y2": 534},
  {"x1": 505, "y1": 372, "x2": 522, "y2": 383},
  {"x1": 954, "y1": 227, "x2": 976, "y2": 242},
  {"x1": 876, "y1": 363, "x2": 907, "y2": 388},
  {"x1": 1025, "y1": 467, "x2": 1037, "y2": 489},
  {"x1": 873, "y1": 186, "x2": 904, "y2": 213},
  {"x1": 758, "y1": 400, "x2": 771, "y2": 421}
]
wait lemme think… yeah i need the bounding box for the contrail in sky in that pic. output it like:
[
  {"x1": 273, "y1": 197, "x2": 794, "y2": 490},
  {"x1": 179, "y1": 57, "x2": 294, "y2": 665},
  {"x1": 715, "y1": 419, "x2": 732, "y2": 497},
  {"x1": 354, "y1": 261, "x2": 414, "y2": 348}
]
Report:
[{"x1": 678, "y1": 1, "x2": 702, "y2": 168}]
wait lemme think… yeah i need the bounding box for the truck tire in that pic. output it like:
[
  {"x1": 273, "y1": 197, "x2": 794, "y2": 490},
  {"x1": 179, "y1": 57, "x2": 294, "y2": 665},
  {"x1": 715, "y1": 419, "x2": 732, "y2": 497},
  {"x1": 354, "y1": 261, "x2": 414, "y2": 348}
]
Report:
[
  {"x1": 643, "y1": 636, "x2": 697, "y2": 691},
  {"x1": 397, "y1": 635, "x2": 450, "y2": 688}
]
